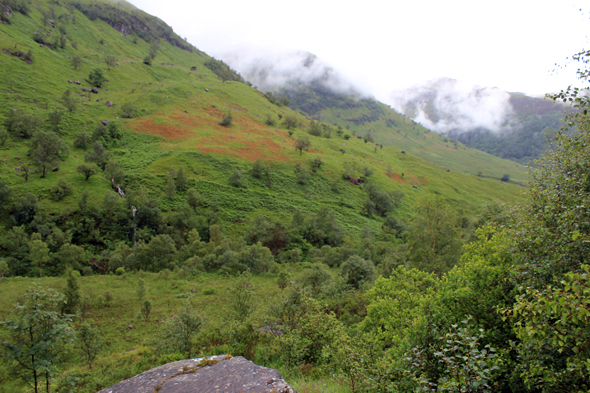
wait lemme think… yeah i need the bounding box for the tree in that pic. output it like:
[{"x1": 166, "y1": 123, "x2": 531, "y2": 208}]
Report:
[
  {"x1": 10, "y1": 193, "x2": 39, "y2": 226},
  {"x1": 166, "y1": 176, "x2": 176, "y2": 200},
  {"x1": 141, "y1": 300, "x2": 152, "y2": 322},
  {"x1": 50, "y1": 179, "x2": 72, "y2": 201},
  {"x1": 153, "y1": 301, "x2": 204, "y2": 359},
  {"x1": 61, "y1": 89, "x2": 76, "y2": 113},
  {"x1": 104, "y1": 55, "x2": 116, "y2": 69},
  {"x1": 47, "y1": 110, "x2": 63, "y2": 134},
  {"x1": 76, "y1": 164, "x2": 98, "y2": 181},
  {"x1": 0, "y1": 127, "x2": 9, "y2": 147},
  {"x1": 29, "y1": 235, "x2": 50, "y2": 278},
  {"x1": 295, "y1": 136, "x2": 311, "y2": 156},
  {"x1": 283, "y1": 115, "x2": 299, "y2": 129},
  {"x1": 85, "y1": 141, "x2": 109, "y2": 170},
  {"x1": 0, "y1": 181, "x2": 13, "y2": 209},
  {"x1": 120, "y1": 102, "x2": 136, "y2": 119},
  {"x1": 176, "y1": 167, "x2": 187, "y2": 191},
  {"x1": 88, "y1": 68, "x2": 105, "y2": 88},
  {"x1": 229, "y1": 170, "x2": 245, "y2": 188},
  {"x1": 77, "y1": 322, "x2": 103, "y2": 369},
  {"x1": 73, "y1": 132, "x2": 90, "y2": 150},
  {"x1": 29, "y1": 131, "x2": 69, "y2": 178},
  {"x1": 70, "y1": 54, "x2": 83, "y2": 70},
  {"x1": 277, "y1": 271, "x2": 290, "y2": 290},
  {"x1": 187, "y1": 188, "x2": 204, "y2": 209},
  {"x1": 500, "y1": 174, "x2": 510, "y2": 182},
  {"x1": 4, "y1": 110, "x2": 43, "y2": 138},
  {"x1": 309, "y1": 157, "x2": 325, "y2": 172},
  {"x1": 340, "y1": 255, "x2": 375, "y2": 289},
  {"x1": 0, "y1": 285, "x2": 75, "y2": 393},
  {"x1": 407, "y1": 195, "x2": 463, "y2": 275},
  {"x1": 105, "y1": 160, "x2": 125, "y2": 185},
  {"x1": 62, "y1": 269, "x2": 80, "y2": 315},
  {"x1": 219, "y1": 113, "x2": 232, "y2": 126},
  {"x1": 136, "y1": 278, "x2": 146, "y2": 301}
]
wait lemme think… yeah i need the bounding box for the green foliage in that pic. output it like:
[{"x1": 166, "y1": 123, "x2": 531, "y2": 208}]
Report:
[
  {"x1": 4, "y1": 110, "x2": 43, "y2": 138},
  {"x1": 277, "y1": 271, "x2": 290, "y2": 290},
  {"x1": 71, "y1": 54, "x2": 83, "y2": 70},
  {"x1": 229, "y1": 170, "x2": 245, "y2": 188},
  {"x1": 0, "y1": 259, "x2": 9, "y2": 277},
  {"x1": 88, "y1": 68, "x2": 106, "y2": 88},
  {"x1": 0, "y1": 127, "x2": 9, "y2": 147},
  {"x1": 175, "y1": 167, "x2": 187, "y2": 191},
  {"x1": 186, "y1": 188, "x2": 204, "y2": 209},
  {"x1": 10, "y1": 192, "x2": 39, "y2": 227},
  {"x1": 0, "y1": 285, "x2": 75, "y2": 393},
  {"x1": 405, "y1": 318, "x2": 501, "y2": 392},
  {"x1": 141, "y1": 300, "x2": 152, "y2": 322},
  {"x1": 0, "y1": 181, "x2": 14, "y2": 209},
  {"x1": 340, "y1": 255, "x2": 375, "y2": 289},
  {"x1": 407, "y1": 195, "x2": 463, "y2": 275},
  {"x1": 295, "y1": 136, "x2": 311, "y2": 156},
  {"x1": 166, "y1": 176, "x2": 176, "y2": 200},
  {"x1": 51, "y1": 179, "x2": 73, "y2": 201},
  {"x1": 120, "y1": 102, "x2": 137, "y2": 119},
  {"x1": 136, "y1": 278, "x2": 147, "y2": 300},
  {"x1": 283, "y1": 115, "x2": 299, "y2": 130},
  {"x1": 76, "y1": 164, "x2": 98, "y2": 181},
  {"x1": 73, "y1": 132, "x2": 91, "y2": 150},
  {"x1": 153, "y1": 301, "x2": 204, "y2": 358},
  {"x1": 219, "y1": 113, "x2": 233, "y2": 127},
  {"x1": 29, "y1": 131, "x2": 69, "y2": 178},
  {"x1": 85, "y1": 141, "x2": 109, "y2": 170},
  {"x1": 47, "y1": 110, "x2": 64, "y2": 134},
  {"x1": 203, "y1": 59, "x2": 245, "y2": 83},
  {"x1": 507, "y1": 265, "x2": 590, "y2": 392},
  {"x1": 78, "y1": 322, "x2": 104, "y2": 369},
  {"x1": 62, "y1": 269, "x2": 81, "y2": 315}
]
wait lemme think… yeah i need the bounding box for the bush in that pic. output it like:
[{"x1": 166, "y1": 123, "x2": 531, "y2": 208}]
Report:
[
  {"x1": 3, "y1": 110, "x2": 43, "y2": 138},
  {"x1": 219, "y1": 114, "x2": 232, "y2": 127},
  {"x1": 115, "y1": 267, "x2": 125, "y2": 276},
  {"x1": 120, "y1": 102, "x2": 136, "y2": 119},
  {"x1": 50, "y1": 180, "x2": 73, "y2": 201},
  {"x1": 340, "y1": 256, "x2": 375, "y2": 289},
  {"x1": 229, "y1": 170, "x2": 245, "y2": 188},
  {"x1": 265, "y1": 115, "x2": 276, "y2": 126},
  {"x1": 283, "y1": 115, "x2": 299, "y2": 129},
  {"x1": 88, "y1": 68, "x2": 105, "y2": 87}
]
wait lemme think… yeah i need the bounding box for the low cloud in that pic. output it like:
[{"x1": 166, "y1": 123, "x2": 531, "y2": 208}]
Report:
[
  {"x1": 218, "y1": 46, "x2": 371, "y2": 97},
  {"x1": 387, "y1": 78, "x2": 517, "y2": 134}
]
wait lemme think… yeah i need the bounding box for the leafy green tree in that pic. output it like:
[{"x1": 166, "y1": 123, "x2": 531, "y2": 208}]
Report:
[
  {"x1": 135, "y1": 234, "x2": 176, "y2": 272},
  {"x1": 29, "y1": 235, "x2": 50, "y2": 278},
  {"x1": 229, "y1": 170, "x2": 245, "y2": 188},
  {"x1": 277, "y1": 271, "x2": 290, "y2": 290},
  {"x1": 283, "y1": 114, "x2": 299, "y2": 129},
  {"x1": 61, "y1": 89, "x2": 76, "y2": 113},
  {"x1": 166, "y1": 176, "x2": 176, "y2": 200},
  {"x1": 141, "y1": 300, "x2": 152, "y2": 322},
  {"x1": 508, "y1": 265, "x2": 590, "y2": 392},
  {"x1": 70, "y1": 54, "x2": 83, "y2": 70},
  {"x1": 29, "y1": 131, "x2": 69, "y2": 178},
  {"x1": 4, "y1": 110, "x2": 43, "y2": 138},
  {"x1": 47, "y1": 110, "x2": 63, "y2": 134},
  {"x1": 0, "y1": 259, "x2": 9, "y2": 277},
  {"x1": 77, "y1": 322, "x2": 103, "y2": 369},
  {"x1": 104, "y1": 160, "x2": 125, "y2": 185},
  {"x1": 0, "y1": 181, "x2": 13, "y2": 210},
  {"x1": 407, "y1": 195, "x2": 463, "y2": 275},
  {"x1": 340, "y1": 255, "x2": 375, "y2": 289},
  {"x1": 219, "y1": 113, "x2": 232, "y2": 126},
  {"x1": 120, "y1": 102, "x2": 136, "y2": 119},
  {"x1": 11, "y1": 192, "x2": 39, "y2": 226},
  {"x1": 87, "y1": 68, "x2": 105, "y2": 87},
  {"x1": 136, "y1": 278, "x2": 146, "y2": 301},
  {"x1": 186, "y1": 188, "x2": 204, "y2": 209},
  {"x1": 295, "y1": 136, "x2": 311, "y2": 156},
  {"x1": 0, "y1": 285, "x2": 75, "y2": 393},
  {"x1": 176, "y1": 167, "x2": 187, "y2": 191},
  {"x1": 73, "y1": 132, "x2": 90, "y2": 150},
  {"x1": 153, "y1": 301, "x2": 204, "y2": 359},
  {"x1": 85, "y1": 141, "x2": 109, "y2": 170},
  {"x1": 309, "y1": 157, "x2": 325, "y2": 172},
  {"x1": 76, "y1": 164, "x2": 98, "y2": 181},
  {"x1": 104, "y1": 55, "x2": 116, "y2": 69},
  {"x1": 302, "y1": 263, "x2": 332, "y2": 296},
  {"x1": 62, "y1": 269, "x2": 80, "y2": 315},
  {"x1": 50, "y1": 179, "x2": 72, "y2": 201}
]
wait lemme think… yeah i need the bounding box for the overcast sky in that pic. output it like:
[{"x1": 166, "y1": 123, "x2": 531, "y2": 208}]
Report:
[{"x1": 129, "y1": 0, "x2": 588, "y2": 100}]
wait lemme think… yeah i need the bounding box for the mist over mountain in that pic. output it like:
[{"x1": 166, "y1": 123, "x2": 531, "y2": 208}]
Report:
[{"x1": 387, "y1": 78, "x2": 571, "y2": 163}]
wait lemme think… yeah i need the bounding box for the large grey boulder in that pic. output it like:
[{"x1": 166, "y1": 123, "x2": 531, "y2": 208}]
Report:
[{"x1": 98, "y1": 355, "x2": 295, "y2": 393}]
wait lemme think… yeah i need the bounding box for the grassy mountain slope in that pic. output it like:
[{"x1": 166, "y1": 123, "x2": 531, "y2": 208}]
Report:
[
  {"x1": 280, "y1": 82, "x2": 528, "y2": 183},
  {"x1": 0, "y1": 0, "x2": 524, "y2": 241}
]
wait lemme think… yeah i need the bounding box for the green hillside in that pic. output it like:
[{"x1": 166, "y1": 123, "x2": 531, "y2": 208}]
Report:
[
  {"x1": 277, "y1": 80, "x2": 529, "y2": 183},
  {"x1": 0, "y1": 0, "x2": 524, "y2": 239}
]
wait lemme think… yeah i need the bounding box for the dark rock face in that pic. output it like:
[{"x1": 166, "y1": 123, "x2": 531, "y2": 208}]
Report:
[{"x1": 98, "y1": 355, "x2": 295, "y2": 393}]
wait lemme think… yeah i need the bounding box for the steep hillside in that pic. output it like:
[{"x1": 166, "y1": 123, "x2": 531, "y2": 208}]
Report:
[
  {"x1": 0, "y1": 1, "x2": 525, "y2": 237},
  {"x1": 221, "y1": 52, "x2": 529, "y2": 183}
]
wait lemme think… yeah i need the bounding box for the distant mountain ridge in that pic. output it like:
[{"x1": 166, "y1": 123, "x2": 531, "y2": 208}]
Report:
[{"x1": 387, "y1": 78, "x2": 572, "y2": 164}]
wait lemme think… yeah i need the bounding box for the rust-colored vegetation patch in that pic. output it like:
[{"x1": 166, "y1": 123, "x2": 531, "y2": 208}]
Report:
[
  {"x1": 127, "y1": 117, "x2": 193, "y2": 140},
  {"x1": 388, "y1": 173, "x2": 405, "y2": 183},
  {"x1": 128, "y1": 105, "x2": 293, "y2": 162},
  {"x1": 407, "y1": 174, "x2": 428, "y2": 185}
]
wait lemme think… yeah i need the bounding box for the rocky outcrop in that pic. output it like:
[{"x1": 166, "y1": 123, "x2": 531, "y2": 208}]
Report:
[{"x1": 98, "y1": 355, "x2": 296, "y2": 393}]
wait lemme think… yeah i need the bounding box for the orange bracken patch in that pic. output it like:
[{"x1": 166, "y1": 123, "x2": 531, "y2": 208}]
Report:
[
  {"x1": 388, "y1": 173, "x2": 405, "y2": 183},
  {"x1": 127, "y1": 118, "x2": 192, "y2": 140}
]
